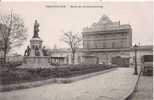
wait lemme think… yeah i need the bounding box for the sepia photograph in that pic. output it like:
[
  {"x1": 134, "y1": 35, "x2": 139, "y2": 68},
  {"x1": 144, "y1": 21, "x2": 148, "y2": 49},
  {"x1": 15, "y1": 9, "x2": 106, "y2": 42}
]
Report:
[{"x1": 0, "y1": 1, "x2": 153, "y2": 100}]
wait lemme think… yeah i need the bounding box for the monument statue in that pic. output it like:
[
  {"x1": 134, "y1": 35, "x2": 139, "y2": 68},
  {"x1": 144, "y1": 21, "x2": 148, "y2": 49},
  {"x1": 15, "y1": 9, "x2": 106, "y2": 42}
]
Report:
[
  {"x1": 33, "y1": 20, "x2": 40, "y2": 38},
  {"x1": 24, "y1": 46, "x2": 31, "y2": 56},
  {"x1": 35, "y1": 46, "x2": 40, "y2": 56},
  {"x1": 42, "y1": 46, "x2": 47, "y2": 56},
  {"x1": 22, "y1": 19, "x2": 51, "y2": 68}
]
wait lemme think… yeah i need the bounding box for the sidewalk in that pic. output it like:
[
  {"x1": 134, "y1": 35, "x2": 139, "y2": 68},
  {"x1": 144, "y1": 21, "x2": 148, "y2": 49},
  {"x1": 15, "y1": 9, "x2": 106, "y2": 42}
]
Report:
[
  {"x1": 0, "y1": 67, "x2": 138, "y2": 100},
  {"x1": 128, "y1": 75, "x2": 153, "y2": 100}
]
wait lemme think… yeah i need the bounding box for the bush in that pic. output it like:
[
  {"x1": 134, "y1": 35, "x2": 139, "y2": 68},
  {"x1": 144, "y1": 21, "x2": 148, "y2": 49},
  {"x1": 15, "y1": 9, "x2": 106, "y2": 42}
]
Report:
[
  {"x1": 52, "y1": 64, "x2": 114, "y2": 78},
  {"x1": 0, "y1": 61, "x2": 22, "y2": 68},
  {"x1": 0, "y1": 64, "x2": 114, "y2": 85},
  {"x1": 0, "y1": 69, "x2": 31, "y2": 85}
]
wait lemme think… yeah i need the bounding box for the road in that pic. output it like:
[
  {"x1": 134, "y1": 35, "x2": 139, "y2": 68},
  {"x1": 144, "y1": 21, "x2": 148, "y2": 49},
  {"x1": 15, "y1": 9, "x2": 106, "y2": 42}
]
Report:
[
  {"x1": 0, "y1": 68, "x2": 137, "y2": 100},
  {"x1": 129, "y1": 75, "x2": 153, "y2": 100}
]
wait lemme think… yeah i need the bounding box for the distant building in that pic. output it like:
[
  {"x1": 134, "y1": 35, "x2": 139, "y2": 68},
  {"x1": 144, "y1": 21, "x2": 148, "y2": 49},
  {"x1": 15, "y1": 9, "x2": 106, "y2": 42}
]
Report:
[
  {"x1": 82, "y1": 15, "x2": 132, "y2": 49},
  {"x1": 130, "y1": 45, "x2": 153, "y2": 66},
  {"x1": 49, "y1": 48, "x2": 83, "y2": 65},
  {"x1": 49, "y1": 15, "x2": 153, "y2": 66},
  {"x1": 81, "y1": 15, "x2": 132, "y2": 66}
]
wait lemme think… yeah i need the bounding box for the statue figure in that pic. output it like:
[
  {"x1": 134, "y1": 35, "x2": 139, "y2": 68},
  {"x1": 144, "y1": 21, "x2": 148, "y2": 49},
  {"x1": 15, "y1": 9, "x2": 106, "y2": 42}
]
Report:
[
  {"x1": 42, "y1": 46, "x2": 47, "y2": 56},
  {"x1": 33, "y1": 20, "x2": 40, "y2": 38},
  {"x1": 35, "y1": 46, "x2": 40, "y2": 56},
  {"x1": 24, "y1": 50, "x2": 27, "y2": 56},
  {"x1": 24, "y1": 46, "x2": 31, "y2": 56}
]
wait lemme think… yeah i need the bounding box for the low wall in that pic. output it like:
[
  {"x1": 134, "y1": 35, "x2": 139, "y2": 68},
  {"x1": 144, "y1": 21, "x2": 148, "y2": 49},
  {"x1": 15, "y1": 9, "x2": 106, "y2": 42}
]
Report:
[{"x1": 23, "y1": 56, "x2": 50, "y2": 64}]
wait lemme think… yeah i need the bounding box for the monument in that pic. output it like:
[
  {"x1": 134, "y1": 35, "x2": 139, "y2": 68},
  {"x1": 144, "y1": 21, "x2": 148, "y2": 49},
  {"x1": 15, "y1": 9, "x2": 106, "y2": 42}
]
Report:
[{"x1": 22, "y1": 20, "x2": 51, "y2": 68}]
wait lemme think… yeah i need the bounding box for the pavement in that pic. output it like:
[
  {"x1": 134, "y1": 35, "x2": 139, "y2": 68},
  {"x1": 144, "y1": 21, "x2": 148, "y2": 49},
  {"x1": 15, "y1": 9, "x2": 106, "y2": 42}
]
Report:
[
  {"x1": 0, "y1": 67, "x2": 138, "y2": 100},
  {"x1": 128, "y1": 75, "x2": 153, "y2": 100}
]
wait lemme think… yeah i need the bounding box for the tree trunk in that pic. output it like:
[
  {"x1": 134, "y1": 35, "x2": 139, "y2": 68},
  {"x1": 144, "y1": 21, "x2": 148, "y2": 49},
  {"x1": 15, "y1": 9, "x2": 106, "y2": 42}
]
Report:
[
  {"x1": 72, "y1": 52, "x2": 75, "y2": 65},
  {"x1": 3, "y1": 41, "x2": 8, "y2": 66},
  {"x1": 3, "y1": 48, "x2": 7, "y2": 65}
]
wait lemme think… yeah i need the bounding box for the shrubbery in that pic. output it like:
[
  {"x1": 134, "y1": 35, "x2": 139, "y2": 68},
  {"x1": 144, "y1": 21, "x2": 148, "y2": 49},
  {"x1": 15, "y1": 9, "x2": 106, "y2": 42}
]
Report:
[
  {"x1": 54, "y1": 64, "x2": 112, "y2": 77},
  {"x1": 0, "y1": 61, "x2": 22, "y2": 68},
  {"x1": 0, "y1": 64, "x2": 115, "y2": 85}
]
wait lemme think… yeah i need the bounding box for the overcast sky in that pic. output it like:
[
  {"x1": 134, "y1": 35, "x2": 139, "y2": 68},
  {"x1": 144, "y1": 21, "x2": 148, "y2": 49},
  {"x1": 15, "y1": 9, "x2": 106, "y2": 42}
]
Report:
[{"x1": 0, "y1": 1, "x2": 153, "y2": 54}]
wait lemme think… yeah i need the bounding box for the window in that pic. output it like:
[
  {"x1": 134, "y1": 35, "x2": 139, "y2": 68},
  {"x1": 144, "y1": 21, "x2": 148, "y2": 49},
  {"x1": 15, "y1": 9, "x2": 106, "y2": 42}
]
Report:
[
  {"x1": 87, "y1": 41, "x2": 89, "y2": 49},
  {"x1": 112, "y1": 42, "x2": 115, "y2": 48},
  {"x1": 143, "y1": 55, "x2": 153, "y2": 62},
  {"x1": 120, "y1": 40, "x2": 123, "y2": 48},
  {"x1": 97, "y1": 40, "x2": 102, "y2": 48},
  {"x1": 103, "y1": 42, "x2": 106, "y2": 48}
]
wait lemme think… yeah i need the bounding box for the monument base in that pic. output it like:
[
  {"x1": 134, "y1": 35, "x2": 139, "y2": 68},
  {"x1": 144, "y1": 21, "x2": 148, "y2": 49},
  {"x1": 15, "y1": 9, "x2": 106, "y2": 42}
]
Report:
[
  {"x1": 19, "y1": 56, "x2": 54, "y2": 69},
  {"x1": 24, "y1": 56, "x2": 50, "y2": 64}
]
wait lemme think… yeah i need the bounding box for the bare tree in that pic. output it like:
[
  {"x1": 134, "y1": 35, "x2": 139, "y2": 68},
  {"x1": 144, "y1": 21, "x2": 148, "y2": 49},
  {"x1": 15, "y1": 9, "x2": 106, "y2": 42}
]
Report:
[
  {"x1": 0, "y1": 12, "x2": 27, "y2": 64},
  {"x1": 62, "y1": 31, "x2": 82, "y2": 64}
]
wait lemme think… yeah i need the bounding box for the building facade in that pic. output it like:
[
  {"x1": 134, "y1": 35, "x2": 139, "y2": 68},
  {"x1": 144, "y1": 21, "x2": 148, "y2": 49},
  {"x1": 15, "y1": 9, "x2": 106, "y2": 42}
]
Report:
[
  {"x1": 82, "y1": 15, "x2": 132, "y2": 49},
  {"x1": 130, "y1": 45, "x2": 153, "y2": 66},
  {"x1": 49, "y1": 48, "x2": 83, "y2": 65},
  {"x1": 49, "y1": 15, "x2": 152, "y2": 67},
  {"x1": 81, "y1": 15, "x2": 132, "y2": 66}
]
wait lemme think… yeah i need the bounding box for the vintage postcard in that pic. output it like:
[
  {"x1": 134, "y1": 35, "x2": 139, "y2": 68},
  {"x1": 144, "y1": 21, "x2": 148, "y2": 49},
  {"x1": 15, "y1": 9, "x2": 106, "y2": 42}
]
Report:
[{"x1": 0, "y1": 1, "x2": 153, "y2": 100}]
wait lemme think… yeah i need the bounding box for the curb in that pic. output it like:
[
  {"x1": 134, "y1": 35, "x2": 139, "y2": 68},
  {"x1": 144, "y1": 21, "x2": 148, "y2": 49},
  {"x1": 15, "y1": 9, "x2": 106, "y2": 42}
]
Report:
[
  {"x1": 0, "y1": 78, "x2": 56, "y2": 92},
  {"x1": 56, "y1": 68, "x2": 117, "y2": 83},
  {"x1": 119, "y1": 74, "x2": 138, "y2": 100},
  {"x1": 0, "y1": 68, "x2": 117, "y2": 92}
]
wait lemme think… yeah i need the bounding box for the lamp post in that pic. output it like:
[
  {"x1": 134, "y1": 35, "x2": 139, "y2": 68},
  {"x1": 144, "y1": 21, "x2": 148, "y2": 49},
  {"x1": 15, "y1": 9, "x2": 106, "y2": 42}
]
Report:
[{"x1": 133, "y1": 44, "x2": 138, "y2": 75}]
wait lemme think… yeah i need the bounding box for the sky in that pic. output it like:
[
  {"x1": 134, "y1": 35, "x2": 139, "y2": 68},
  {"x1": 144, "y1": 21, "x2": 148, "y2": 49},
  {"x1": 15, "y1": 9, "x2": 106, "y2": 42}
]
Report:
[{"x1": 0, "y1": 1, "x2": 153, "y2": 54}]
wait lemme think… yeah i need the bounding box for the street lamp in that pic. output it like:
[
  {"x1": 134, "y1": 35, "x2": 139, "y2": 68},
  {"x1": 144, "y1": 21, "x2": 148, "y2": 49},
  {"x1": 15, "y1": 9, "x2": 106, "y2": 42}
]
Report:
[{"x1": 133, "y1": 44, "x2": 138, "y2": 75}]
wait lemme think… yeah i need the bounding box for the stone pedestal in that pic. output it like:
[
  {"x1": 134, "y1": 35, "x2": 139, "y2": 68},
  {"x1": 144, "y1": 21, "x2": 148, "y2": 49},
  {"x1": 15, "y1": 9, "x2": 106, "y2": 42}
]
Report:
[
  {"x1": 24, "y1": 56, "x2": 49, "y2": 64},
  {"x1": 21, "y1": 56, "x2": 52, "y2": 68},
  {"x1": 29, "y1": 37, "x2": 43, "y2": 56},
  {"x1": 20, "y1": 20, "x2": 52, "y2": 69},
  {"x1": 22, "y1": 37, "x2": 51, "y2": 68}
]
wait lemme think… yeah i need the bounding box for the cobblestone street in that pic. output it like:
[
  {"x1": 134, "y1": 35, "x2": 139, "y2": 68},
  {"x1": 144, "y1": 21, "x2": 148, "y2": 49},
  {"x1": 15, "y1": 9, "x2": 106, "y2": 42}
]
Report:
[{"x1": 0, "y1": 68, "x2": 137, "y2": 100}]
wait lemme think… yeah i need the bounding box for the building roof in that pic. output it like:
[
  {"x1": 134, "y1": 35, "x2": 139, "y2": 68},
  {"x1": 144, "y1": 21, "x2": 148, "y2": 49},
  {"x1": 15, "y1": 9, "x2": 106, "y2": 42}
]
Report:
[
  {"x1": 82, "y1": 14, "x2": 131, "y2": 33},
  {"x1": 131, "y1": 45, "x2": 153, "y2": 51},
  {"x1": 97, "y1": 14, "x2": 113, "y2": 25}
]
